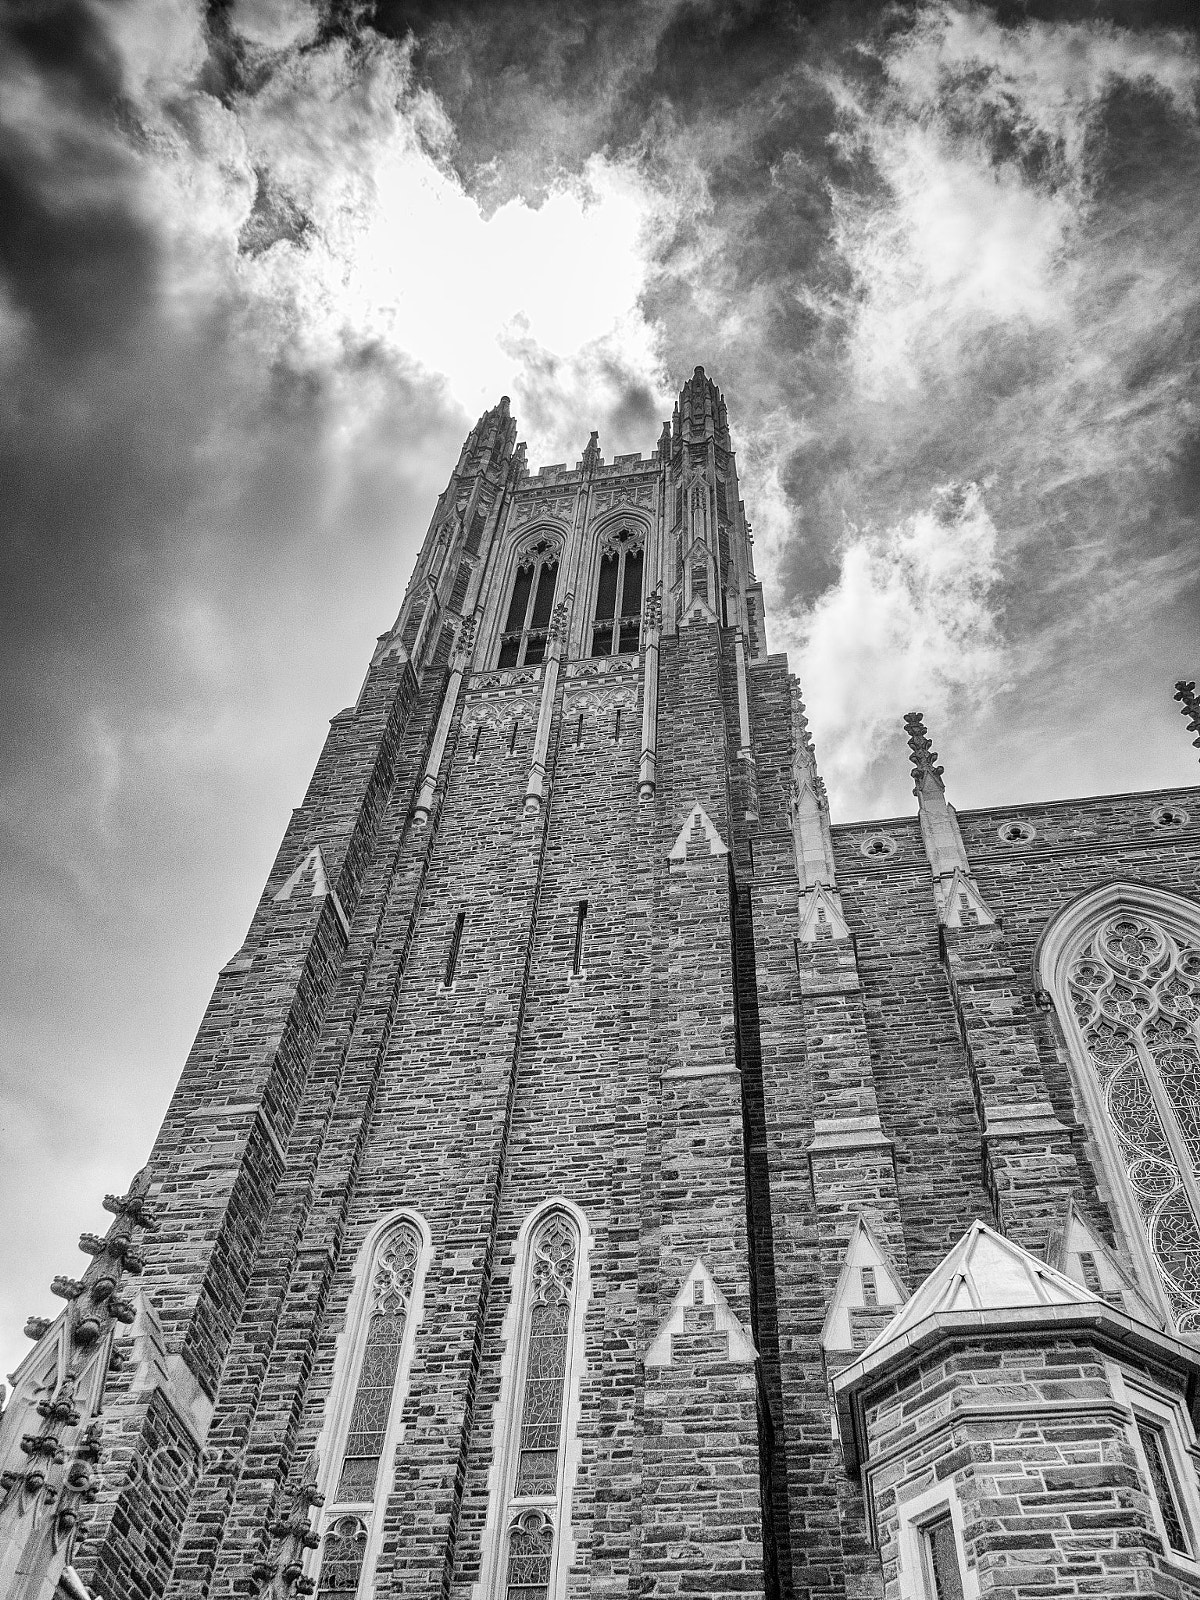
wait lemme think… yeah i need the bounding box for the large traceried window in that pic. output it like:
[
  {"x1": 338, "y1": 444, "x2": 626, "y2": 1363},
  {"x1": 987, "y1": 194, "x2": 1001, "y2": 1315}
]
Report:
[
  {"x1": 590, "y1": 527, "x2": 644, "y2": 658},
  {"x1": 316, "y1": 1216, "x2": 426, "y2": 1600},
  {"x1": 1045, "y1": 890, "x2": 1200, "y2": 1332},
  {"x1": 488, "y1": 1207, "x2": 586, "y2": 1600},
  {"x1": 498, "y1": 540, "x2": 559, "y2": 668}
]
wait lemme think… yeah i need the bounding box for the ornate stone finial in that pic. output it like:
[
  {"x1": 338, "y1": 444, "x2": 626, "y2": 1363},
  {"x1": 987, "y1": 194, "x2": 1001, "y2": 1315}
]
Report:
[
  {"x1": 658, "y1": 420, "x2": 671, "y2": 458},
  {"x1": 787, "y1": 678, "x2": 846, "y2": 938},
  {"x1": 643, "y1": 584, "x2": 663, "y2": 633},
  {"x1": 548, "y1": 593, "x2": 573, "y2": 646},
  {"x1": 902, "y1": 711, "x2": 995, "y2": 928},
  {"x1": 102, "y1": 1168, "x2": 157, "y2": 1231},
  {"x1": 1175, "y1": 680, "x2": 1200, "y2": 754},
  {"x1": 253, "y1": 1452, "x2": 323, "y2": 1598},
  {"x1": 903, "y1": 711, "x2": 944, "y2": 793},
  {"x1": 581, "y1": 431, "x2": 601, "y2": 470},
  {"x1": 455, "y1": 613, "x2": 478, "y2": 661},
  {"x1": 793, "y1": 688, "x2": 816, "y2": 763}
]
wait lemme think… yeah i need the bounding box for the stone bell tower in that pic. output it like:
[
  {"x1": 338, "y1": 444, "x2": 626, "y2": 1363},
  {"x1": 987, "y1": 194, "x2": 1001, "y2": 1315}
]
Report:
[{"x1": 3, "y1": 371, "x2": 1200, "y2": 1600}]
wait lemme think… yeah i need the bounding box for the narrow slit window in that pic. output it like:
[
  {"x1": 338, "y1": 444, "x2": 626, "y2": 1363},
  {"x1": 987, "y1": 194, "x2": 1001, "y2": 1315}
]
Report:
[
  {"x1": 921, "y1": 1513, "x2": 965, "y2": 1600},
  {"x1": 444, "y1": 912, "x2": 465, "y2": 989},
  {"x1": 509, "y1": 720, "x2": 519, "y2": 754},
  {"x1": 1078, "y1": 1251, "x2": 1103, "y2": 1295},
  {"x1": 570, "y1": 901, "x2": 587, "y2": 978},
  {"x1": 497, "y1": 542, "x2": 559, "y2": 668},
  {"x1": 860, "y1": 1266, "x2": 878, "y2": 1307},
  {"x1": 1138, "y1": 1416, "x2": 1191, "y2": 1555},
  {"x1": 613, "y1": 708, "x2": 621, "y2": 742},
  {"x1": 471, "y1": 725, "x2": 482, "y2": 758},
  {"x1": 575, "y1": 713, "x2": 584, "y2": 746},
  {"x1": 591, "y1": 530, "x2": 644, "y2": 658}
]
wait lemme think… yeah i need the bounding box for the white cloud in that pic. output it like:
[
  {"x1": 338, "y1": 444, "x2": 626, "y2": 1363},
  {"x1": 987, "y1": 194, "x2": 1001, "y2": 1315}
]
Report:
[
  {"x1": 783, "y1": 482, "x2": 1005, "y2": 806},
  {"x1": 102, "y1": 18, "x2": 674, "y2": 463},
  {"x1": 833, "y1": 123, "x2": 1076, "y2": 396}
]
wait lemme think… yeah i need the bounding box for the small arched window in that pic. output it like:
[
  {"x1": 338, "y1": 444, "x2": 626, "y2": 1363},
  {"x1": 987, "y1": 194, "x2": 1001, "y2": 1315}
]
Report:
[
  {"x1": 498, "y1": 541, "x2": 559, "y2": 668},
  {"x1": 1042, "y1": 889, "x2": 1200, "y2": 1332},
  {"x1": 316, "y1": 1216, "x2": 426, "y2": 1600},
  {"x1": 591, "y1": 529, "x2": 644, "y2": 658},
  {"x1": 489, "y1": 1207, "x2": 586, "y2": 1600}
]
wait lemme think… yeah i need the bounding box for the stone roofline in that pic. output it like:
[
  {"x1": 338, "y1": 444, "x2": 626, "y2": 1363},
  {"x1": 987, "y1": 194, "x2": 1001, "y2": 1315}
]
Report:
[
  {"x1": 517, "y1": 451, "x2": 658, "y2": 485},
  {"x1": 832, "y1": 1296, "x2": 1200, "y2": 1472},
  {"x1": 826, "y1": 781, "x2": 1200, "y2": 838}
]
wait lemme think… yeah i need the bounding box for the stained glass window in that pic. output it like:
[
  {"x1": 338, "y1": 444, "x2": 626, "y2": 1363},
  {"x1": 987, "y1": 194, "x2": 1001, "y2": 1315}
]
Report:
[
  {"x1": 1065, "y1": 912, "x2": 1200, "y2": 1331},
  {"x1": 318, "y1": 1220, "x2": 422, "y2": 1599},
  {"x1": 335, "y1": 1223, "x2": 420, "y2": 1502},
  {"x1": 1137, "y1": 1417, "x2": 1191, "y2": 1555},
  {"x1": 499, "y1": 1211, "x2": 580, "y2": 1600},
  {"x1": 317, "y1": 1515, "x2": 368, "y2": 1600},
  {"x1": 921, "y1": 1513, "x2": 965, "y2": 1600}
]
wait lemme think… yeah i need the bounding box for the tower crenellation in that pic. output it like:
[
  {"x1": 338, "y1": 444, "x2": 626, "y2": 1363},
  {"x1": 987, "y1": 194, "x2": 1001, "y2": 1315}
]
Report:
[{"x1": 2, "y1": 374, "x2": 1200, "y2": 1600}]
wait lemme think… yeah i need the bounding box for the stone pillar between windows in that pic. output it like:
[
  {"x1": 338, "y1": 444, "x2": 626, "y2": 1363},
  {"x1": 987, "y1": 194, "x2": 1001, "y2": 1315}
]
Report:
[
  {"x1": 413, "y1": 619, "x2": 475, "y2": 827},
  {"x1": 905, "y1": 710, "x2": 1081, "y2": 1254},
  {"x1": 638, "y1": 585, "x2": 662, "y2": 802},
  {"x1": 943, "y1": 922, "x2": 1081, "y2": 1253},
  {"x1": 524, "y1": 596, "x2": 572, "y2": 818}
]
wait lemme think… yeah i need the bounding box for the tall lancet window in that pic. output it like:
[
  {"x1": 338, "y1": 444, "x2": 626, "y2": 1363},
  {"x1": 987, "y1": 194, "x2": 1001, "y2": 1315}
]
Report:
[
  {"x1": 1045, "y1": 892, "x2": 1200, "y2": 1332},
  {"x1": 491, "y1": 1208, "x2": 585, "y2": 1600},
  {"x1": 317, "y1": 1216, "x2": 426, "y2": 1600},
  {"x1": 591, "y1": 528, "x2": 644, "y2": 657},
  {"x1": 498, "y1": 540, "x2": 559, "y2": 668}
]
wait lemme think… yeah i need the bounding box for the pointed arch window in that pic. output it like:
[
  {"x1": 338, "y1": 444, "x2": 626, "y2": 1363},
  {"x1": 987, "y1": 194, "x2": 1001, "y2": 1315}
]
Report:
[
  {"x1": 316, "y1": 1216, "x2": 426, "y2": 1600},
  {"x1": 1045, "y1": 893, "x2": 1200, "y2": 1333},
  {"x1": 591, "y1": 528, "x2": 644, "y2": 658},
  {"x1": 489, "y1": 1208, "x2": 585, "y2": 1600},
  {"x1": 498, "y1": 541, "x2": 559, "y2": 668}
]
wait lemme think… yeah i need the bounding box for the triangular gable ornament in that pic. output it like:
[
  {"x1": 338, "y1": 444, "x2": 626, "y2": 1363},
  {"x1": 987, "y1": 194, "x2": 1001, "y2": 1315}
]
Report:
[
  {"x1": 799, "y1": 884, "x2": 851, "y2": 943},
  {"x1": 645, "y1": 1259, "x2": 756, "y2": 1368},
  {"x1": 936, "y1": 866, "x2": 996, "y2": 929},
  {"x1": 274, "y1": 846, "x2": 329, "y2": 901},
  {"x1": 820, "y1": 1218, "x2": 908, "y2": 1361},
  {"x1": 668, "y1": 804, "x2": 729, "y2": 865},
  {"x1": 272, "y1": 846, "x2": 350, "y2": 938},
  {"x1": 1046, "y1": 1200, "x2": 1164, "y2": 1329},
  {"x1": 857, "y1": 1220, "x2": 1098, "y2": 1367}
]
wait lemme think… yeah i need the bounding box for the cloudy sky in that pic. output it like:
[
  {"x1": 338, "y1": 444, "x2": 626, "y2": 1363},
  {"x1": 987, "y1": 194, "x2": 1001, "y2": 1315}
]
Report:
[{"x1": 2, "y1": 0, "x2": 1199, "y2": 1380}]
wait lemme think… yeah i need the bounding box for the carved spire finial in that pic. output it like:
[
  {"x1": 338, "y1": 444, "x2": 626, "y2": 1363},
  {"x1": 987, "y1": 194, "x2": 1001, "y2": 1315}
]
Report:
[
  {"x1": 903, "y1": 710, "x2": 944, "y2": 793},
  {"x1": 581, "y1": 430, "x2": 601, "y2": 471},
  {"x1": 1175, "y1": 680, "x2": 1200, "y2": 755},
  {"x1": 902, "y1": 711, "x2": 994, "y2": 928},
  {"x1": 787, "y1": 678, "x2": 845, "y2": 937},
  {"x1": 253, "y1": 1452, "x2": 323, "y2": 1597}
]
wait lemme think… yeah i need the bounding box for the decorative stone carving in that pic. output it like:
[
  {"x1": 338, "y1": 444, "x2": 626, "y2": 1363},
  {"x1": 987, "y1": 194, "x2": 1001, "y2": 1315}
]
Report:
[
  {"x1": 252, "y1": 1452, "x2": 322, "y2": 1598},
  {"x1": 904, "y1": 711, "x2": 995, "y2": 928}
]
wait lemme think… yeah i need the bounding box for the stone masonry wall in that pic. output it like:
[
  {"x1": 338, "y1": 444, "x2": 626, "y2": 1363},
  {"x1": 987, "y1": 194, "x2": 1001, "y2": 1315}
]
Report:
[{"x1": 862, "y1": 1334, "x2": 1200, "y2": 1599}]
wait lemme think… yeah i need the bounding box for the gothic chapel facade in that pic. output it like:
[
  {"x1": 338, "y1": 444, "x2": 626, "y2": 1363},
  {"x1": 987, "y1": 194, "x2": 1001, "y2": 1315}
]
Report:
[{"x1": 6, "y1": 370, "x2": 1200, "y2": 1600}]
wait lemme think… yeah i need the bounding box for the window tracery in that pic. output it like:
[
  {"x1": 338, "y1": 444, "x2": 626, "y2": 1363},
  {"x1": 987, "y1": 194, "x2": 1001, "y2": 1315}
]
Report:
[
  {"x1": 1063, "y1": 910, "x2": 1200, "y2": 1331},
  {"x1": 590, "y1": 527, "x2": 644, "y2": 658},
  {"x1": 498, "y1": 539, "x2": 560, "y2": 669},
  {"x1": 492, "y1": 1209, "x2": 583, "y2": 1600},
  {"x1": 317, "y1": 1217, "x2": 424, "y2": 1600}
]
